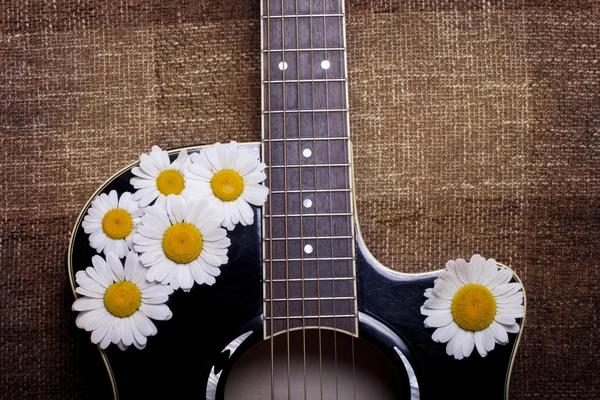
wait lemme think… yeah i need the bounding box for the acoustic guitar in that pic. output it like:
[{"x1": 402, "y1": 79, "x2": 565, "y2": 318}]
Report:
[{"x1": 67, "y1": 1, "x2": 525, "y2": 399}]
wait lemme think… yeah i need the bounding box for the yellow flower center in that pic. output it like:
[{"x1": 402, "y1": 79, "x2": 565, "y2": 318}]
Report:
[
  {"x1": 211, "y1": 169, "x2": 244, "y2": 202},
  {"x1": 451, "y1": 284, "x2": 497, "y2": 331},
  {"x1": 101, "y1": 208, "x2": 133, "y2": 240},
  {"x1": 162, "y1": 223, "x2": 203, "y2": 264},
  {"x1": 156, "y1": 169, "x2": 185, "y2": 196},
  {"x1": 104, "y1": 281, "x2": 141, "y2": 318}
]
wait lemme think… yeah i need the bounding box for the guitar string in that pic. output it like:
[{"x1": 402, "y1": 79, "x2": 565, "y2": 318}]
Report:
[
  {"x1": 293, "y1": 0, "x2": 309, "y2": 398},
  {"x1": 308, "y1": 1, "x2": 325, "y2": 398},
  {"x1": 279, "y1": 1, "x2": 293, "y2": 398},
  {"x1": 323, "y1": 6, "x2": 340, "y2": 400},
  {"x1": 266, "y1": 1, "x2": 276, "y2": 399},
  {"x1": 336, "y1": 1, "x2": 357, "y2": 398}
]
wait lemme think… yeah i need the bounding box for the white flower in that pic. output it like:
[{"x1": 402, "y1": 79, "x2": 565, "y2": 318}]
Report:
[
  {"x1": 133, "y1": 195, "x2": 230, "y2": 291},
  {"x1": 186, "y1": 141, "x2": 269, "y2": 230},
  {"x1": 72, "y1": 251, "x2": 173, "y2": 351},
  {"x1": 81, "y1": 190, "x2": 143, "y2": 259},
  {"x1": 420, "y1": 254, "x2": 525, "y2": 360},
  {"x1": 130, "y1": 145, "x2": 193, "y2": 207}
]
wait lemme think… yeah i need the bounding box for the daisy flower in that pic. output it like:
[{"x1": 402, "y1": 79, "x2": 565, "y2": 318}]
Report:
[
  {"x1": 133, "y1": 195, "x2": 230, "y2": 291},
  {"x1": 420, "y1": 254, "x2": 525, "y2": 360},
  {"x1": 72, "y1": 251, "x2": 173, "y2": 351},
  {"x1": 186, "y1": 141, "x2": 269, "y2": 230},
  {"x1": 81, "y1": 190, "x2": 143, "y2": 259},
  {"x1": 130, "y1": 145, "x2": 193, "y2": 207}
]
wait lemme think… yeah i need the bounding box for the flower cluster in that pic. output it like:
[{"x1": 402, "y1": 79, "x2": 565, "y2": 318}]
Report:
[
  {"x1": 420, "y1": 254, "x2": 525, "y2": 360},
  {"x1": 72, "y1": 142, "x2": 268, "y2": 350}
]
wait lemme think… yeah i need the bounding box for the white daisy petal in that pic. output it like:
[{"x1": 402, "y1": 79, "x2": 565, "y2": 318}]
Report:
[
  {"x1": 474, "y1": 331, "x2": 488, "y2": 357},
  {"x1": 140, "y1": 304, "x2": 173, "y2": 321},
  {"x1": 423, "y1": 299, "x2": 452, "y2": 310},
  {"x1": 431, "y1": 322, "x2": 459, "y2": 342},
  {"x1": 76, "y1": 287, "x2": 104, "y2": 298},
  {"x1": 489, "y1": 321, "x2": 509, "y2": 344},
  {"x1": 487, "y1": 268, "x2": 513, "y2": 290},
  {"x1": 72, "y1": 298, "x2": 104, "y2": 312},
  {"x1": 494, "y1": 314, "x2": 516, "y2": 326},
  {"x1": 178, "y1": 267, "x2": 194, "y2": 292},
  {"x1": 454, "y1": 258, "x2": 470, "y2": 285},
  {"x1": 133, "y1": 312, "x2": 157, "y2": 336},
  {"x1": 167, "y1": 195, "x2": 186, "y2": 224},
  {"x1": 139, "y1": 153, "x2": 161, "y2": 177},
  {"x1": 241, "y1": 184, "x2": 269, "y2": 206},
  {"x1": 106, "y1": 253, "x2": 125, "y2": 281},
  {"x1": 75, "y1": 308, "x2": 108, "y2": 331},
  {"x1": 462, "y1": 331, "x2": 475, "y2": 358},
  {"x1": 91, "y1": 321, "x2": 111, "y2": 345},
  {"x1": 424, "y1": 312, "x2": 454, "y2": 328}
]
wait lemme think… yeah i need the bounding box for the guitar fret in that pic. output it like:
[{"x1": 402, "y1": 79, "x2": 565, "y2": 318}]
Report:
[
  {"x1": 265, "y1": 212, "x2": 352, "y2": 218},
  {"x1": 264, "y1": 78, "x2": 346, "y2": 84},
  {"x1": 265, "y1": 315, "x2": 355, "y2": 320},
  {"x1": 264, "y1": 257, "x2": 353, "y2": 262},
  {"x1": 264, "y1": 277, "x2": 355, "y2": 283},
  {"x1": 264, "y1": 109, "x2": 347, "y2": 114},
  {"x1": 269, "y1": 188, "x2": 351, "y2": 194},
  {"x1": 268, "y1": 163, "x2": 349, "y2": 168},
  {"x1": 263, "y1": 48, "x2": 345, "y2": 53},
  {"x1": 267, "y1": 235, "x2": 353, "y2": 241},
  {"x1": 265, "y1": 137, "x2": 349, "y2": 143},
  {"x1": 263, "y1": 14, "x2": 344, "y2": 19},
  {"x1": 266, "y1": 297, "x2": 355, "y2": 302}
]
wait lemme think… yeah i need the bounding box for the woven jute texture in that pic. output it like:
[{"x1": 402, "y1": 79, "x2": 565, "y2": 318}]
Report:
[{"x1": 1, "y1": 0, "x2": 598, "y2": 398}]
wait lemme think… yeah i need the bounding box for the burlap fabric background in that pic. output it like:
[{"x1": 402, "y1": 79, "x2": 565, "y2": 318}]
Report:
[{"x1": 1, "y1": 0, "x2": 598, "y2": 398}]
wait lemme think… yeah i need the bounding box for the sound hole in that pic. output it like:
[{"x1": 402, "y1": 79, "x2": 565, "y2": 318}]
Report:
[{"x1": 224, "y1": 329, "x2": 404, "y2": 400}]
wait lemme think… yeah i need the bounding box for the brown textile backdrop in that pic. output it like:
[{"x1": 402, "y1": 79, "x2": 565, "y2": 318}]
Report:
[{"x1": 0, "y1": 0, "x2": 598, "y2": 398}]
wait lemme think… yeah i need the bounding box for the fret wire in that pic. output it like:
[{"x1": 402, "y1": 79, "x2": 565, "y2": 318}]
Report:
[
  {"x1": 264, "y1": 78, "x2": 346, "y2": 83},
  {"x1": 264, "y1": 212, "x2": 352, "y2": 217},
  {"x1": 265, "y1": 277, "x2": 355, "y2": 282},
  {"x1": 266, "y1": 297, "x2": 355, "y2": 302},
  {"x1": 268, "y1": 163, "x2": 349, "y2": 168},
  {"x1": 270, "y1": 188, "x2": 351, "y2": 194},
  {"x1": 263, "y1": 14, "x2": 344, "y2": 19},
  {"x1": 263, "y1": 109, "x2": 348, "y2": 114},
  {"x1": 267, "y1": 236, "x2": 353, "y2": 241},
  {"x1": 263, "y1": 48, "x2": 346, "y2": 53},
  {"x1": 265, "y1": 137, "x2": 349, "y2": 143},
  {"x1": 264, "y1": 256, "x2": 353, "y2": 262},
  {"x1": 266, "y1": 315, "x2": 355, "y2": 320}
]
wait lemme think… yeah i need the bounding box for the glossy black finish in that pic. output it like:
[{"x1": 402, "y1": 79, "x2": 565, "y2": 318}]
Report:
[
  {"x1": 67, "y1": 147, "x2": 264, "y2": 399},
  {"x1": 355, "y1": 229, "x2": 522, "y2": 400},
  {"x1": 68, "y1": 147, "x2": 523, "y2": 399}
]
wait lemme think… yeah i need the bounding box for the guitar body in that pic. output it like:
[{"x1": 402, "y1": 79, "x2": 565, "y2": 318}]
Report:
[
  {"x1": 69, "y1": 1, "x2": 525, "y2": 398},
  {"x1": 67, "y1": 144, "x2": 523, "y2": 400}
]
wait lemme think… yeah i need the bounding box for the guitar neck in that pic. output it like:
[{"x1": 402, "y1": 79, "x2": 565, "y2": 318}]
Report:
[{"x1": 261, "y1": 0, "x2": 357, "y2": 338}]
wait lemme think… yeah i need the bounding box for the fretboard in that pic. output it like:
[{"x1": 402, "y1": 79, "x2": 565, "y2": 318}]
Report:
[{"x1": 261, "y1": 0, "x2": 357, "y2": 338}]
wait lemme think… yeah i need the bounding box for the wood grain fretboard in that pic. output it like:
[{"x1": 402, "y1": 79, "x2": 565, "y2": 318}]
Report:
[{"x1": 261, "y1": 0, "x2": 356, "y2": 337}]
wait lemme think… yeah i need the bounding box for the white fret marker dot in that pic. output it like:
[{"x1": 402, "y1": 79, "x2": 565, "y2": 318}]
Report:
[
  {"x1": 321, "y1": 60, "x2": 331, "y2": 70},
  {"x1": 304, "y1": 244, "x2": 313, "y2": 254},
  {"x1": 303, "y1": 148, "x2": 312, "y2": 158},
  {"x1": 303, "y1": 199, "x2": 312, "y2": 208},
  {"x1": 279, "y1": 61, "x2": 288, "y2": 71}
]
